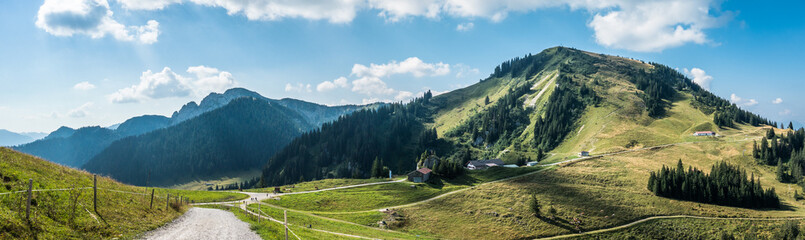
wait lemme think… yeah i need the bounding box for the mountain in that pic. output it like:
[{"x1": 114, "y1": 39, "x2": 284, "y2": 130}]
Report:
[
  {"x1": 84, "y1": 97, "x2": 316, "y2": 186},
  {"x1": 14, "y1": 88, "x2": 366, "y2": 169},
  {"x1": 260, "y1": 46, "x2": 774, "y2": 186},
  {"x1": 43, "y1": 126, "x2": 76, "y2": 140},
  {"x1": 0, "y1": 129, "x2": 34, "y2": 146},
  {"x1": 115, "y1": 115, "x2": 171, "y2": 137}
]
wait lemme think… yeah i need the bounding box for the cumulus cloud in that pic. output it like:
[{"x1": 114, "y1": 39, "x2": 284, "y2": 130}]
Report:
[
  {"x1": 683, "y1": 68, "x2": 713, "y2": 90},
  {"x1": 456, "y1": 22, "x2": 474, "y2": 31},
  {"x1": 68, "y1": 102, "x2": 93, "y2": 118},
  {"x1": 121, "y1": 0, "x2": 362, "y2": 23},
  {"x1": 58, "y1": 0, "x2": 729, "y2": 51},
  {"x1": 352, "y1": 57, "x2": 449, "y2": 79},
  {"x1": 773, "y1": 98, "x2": 783, "y2": 104},
  {"x1": 347, "y1": 57, "x2": 450, "y2": 98},
  {"x1": 109, "y1": 66, "x2": 236, "y2": 103},
  {"x1": 317, "y1": 77, "x2": 349, "y2": 92},
  {"x1": 36, "y1": 0, "x2": 160, "y2": 44},
  {"x1": 730, "y1": 93, "x2": 757, "y2": 107},
  {"x1": 587, "y1": 1, "x2": 728, "y2": 52},
  {"x1": 285, "y1": 83, "x2": 312, "y2": 93},
  {"x1": 73, "y1": 81, "x2": 96, "y2": 90}
]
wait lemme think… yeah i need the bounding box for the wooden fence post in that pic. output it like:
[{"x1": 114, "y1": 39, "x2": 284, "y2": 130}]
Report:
[
  {"x1": 150, "y1": 189, "x2": 154, "y2": 209},
  {"x1": 93, "y1": 175, "x2": 97, "y2": 213},
  {"x1": 166, "y1": 194, "x2": 169, "y2": 210},
  {"x1": 257, "y1": 204, "x2": 260, "y2": 224},
  {"x1": 26, "y1": 179, "x2": 32, "y2": 220},
  {"x1": 284, "y1": 210, "x2": 288, "y2": 240}
]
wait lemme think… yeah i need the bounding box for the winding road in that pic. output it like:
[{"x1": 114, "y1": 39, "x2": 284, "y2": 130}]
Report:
[{"x1": 145, "y1": 136, "x2": 771, "y2": 239}]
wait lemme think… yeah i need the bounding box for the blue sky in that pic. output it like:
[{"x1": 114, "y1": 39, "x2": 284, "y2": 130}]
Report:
[{"x1": 0, "y1": 0, "x2": 803, "y2": 133}]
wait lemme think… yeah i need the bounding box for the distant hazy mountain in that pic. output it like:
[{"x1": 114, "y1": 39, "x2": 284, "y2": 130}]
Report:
[
  {"x1": 0, "y1": 129, "x2": 34, "y2": 147},
  {"x1": 84, "y1": 98, "x2": 316, "y2": 186},
  {"x1": 20, "y1": 132, "x2": 48, "y2": 141},
  {"x1": 15, "y1": 88, "x2": 368, "y2": 170},
  {"x1": 43, "y1": 126, "x2": 76, "y2": 140}
]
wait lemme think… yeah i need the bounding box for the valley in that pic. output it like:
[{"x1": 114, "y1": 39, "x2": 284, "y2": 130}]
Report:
[{"x1": 2, "y1": 47, "x2": 804, "y2": 239}]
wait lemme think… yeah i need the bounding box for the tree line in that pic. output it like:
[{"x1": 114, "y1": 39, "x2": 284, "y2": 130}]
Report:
[
  {"x1": 261, "y1": 92, "x2": 433, "y2": 186},
  {"x1": 647, "y1": 160, "x2": 779, "y2": 209}
]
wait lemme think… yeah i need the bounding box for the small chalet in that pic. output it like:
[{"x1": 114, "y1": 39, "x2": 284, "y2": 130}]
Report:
[
  {"x1": 407, "y1": 168, "x2": 432, "y2": 183},
  {"x1": 693, "y1": 131, "x2": 716, "y2": 136},
  {"x1": 466, "y1": 159, "x2": 505, "y2": 170},
  {"x1": 579, "y1": 151, "x2": 590, "y2": 157}
]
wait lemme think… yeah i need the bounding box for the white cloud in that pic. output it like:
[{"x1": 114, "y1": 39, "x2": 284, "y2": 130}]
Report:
[
  {"x1": 68, "y1": 102, "x2": 93, "y2": 118},
  {"x1": 588, "y1": 1, "x2": 727, "y2": 52},
  {"x1": 285, "y1": 83, "x2": 312, "y2": 93},
  {"x1": 109, "y1": 66, "x2": 236, "y2": 103},
  {"x1": 773, "y1": 98, "x2": 783, "y2": 104},
  {"x1": 683, "y1": 68, "x2": 713, "y2": 90},
  {"x1": 730, "y1": 93, "x2": 757, "y2": 107},
  {"x1": 73, "y1": 81, "x2": 96, "y2": 90},
  {"x1": 317, "y1": 77, "x2": 349, "y2": 92},
  {"x1": 394, "y1": 91, "x2": 415, "y2": 101},
  {"x1": 36, "y1": 0, "x2": 160, "y2": 44},
  {"x1": 121, "y1": 0, "x2": 363, "y2": 23},
  {"x1": 352, "y1": 57, "x2": 449, "y2": 78},
  {"x1": 780, "y1": 109, "x2": 791, "y2": 116},
  {"x1": 456, "y1": 22, "x2": 474, "y2": 31},
  {"x1": 351, "y1": 77, "x2": 396, "y2": 96},
  {"x1": 66, "y1": 0, "x2": 728, "y2": 51}
]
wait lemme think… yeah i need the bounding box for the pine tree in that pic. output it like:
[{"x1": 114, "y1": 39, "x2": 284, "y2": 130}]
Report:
[
  {"x1": 777, "y1": 158, "x2": 787, "y2": 182},
  {"x1": 529, "y1": 193, "x2": 541, "y2": 217}
]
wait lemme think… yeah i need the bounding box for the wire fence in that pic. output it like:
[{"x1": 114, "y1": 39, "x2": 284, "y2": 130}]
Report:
[{"x1": 0, "y1": 175, "x2": 191, "y2": 237}]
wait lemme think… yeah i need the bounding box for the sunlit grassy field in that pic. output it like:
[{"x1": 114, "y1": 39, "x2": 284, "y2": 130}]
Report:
[{"x1": 0, "y1": 147, "x2": 246, "y2": 239}]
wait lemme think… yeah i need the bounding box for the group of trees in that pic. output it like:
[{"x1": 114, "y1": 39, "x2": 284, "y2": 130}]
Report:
[
  {"x1": 647, "y1": 160, "x2": 779, "y2": 209},
  {"x1": 261, "y1": 93, "x2": 433, "y2": 186},
  {"x1": 752, "y1": 128, "x2": 805, "y2": 183},
  {"x1": 533, "y1": 74, "x2": 597, "y2": 151},
  {"x1": 622, "y1": 65, "x2": 681, "y2": 118},
  {"x1": 211, "y1": 177, "x2": 261, "y2": 191},
  {"x1": 691, "y1": 86, "x2": 776, "y2": 128},
  {"x1": 445, "y1": 83, "x2": 531, "y2": 148}
]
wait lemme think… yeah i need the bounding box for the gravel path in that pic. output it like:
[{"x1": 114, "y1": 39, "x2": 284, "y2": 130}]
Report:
[{"x1": 138, "y1": 208, "x2": 261, "y2": 240}]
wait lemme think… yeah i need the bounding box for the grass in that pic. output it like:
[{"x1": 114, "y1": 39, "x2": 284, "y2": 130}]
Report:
[
  {"x1": 245, "y1": 177, "x2": 402, "y2": 193},
  {"x1": 265, "y1": 166, "x2": 541, "y2": 213},
  {"x1": 0, "y1": 147, "x2": 244, "y2": 239},
  {"x1": 390, "y1": 136, "x2": 804, "y2": 239},
  {"x1": 246, "y1": 203, "x2": 432, "y2": 239},
  {"x1": 266, "y1": 181, "x2": 466, "y2": 213},
  {"x1": 572, "y1": 218, "x2": 805, "y2": 239},
  {"x1": 199, "y1": 204, "x2": 351, "y2": 240},
  {"x1": 167, "y1": 169, "x2": 261, "y2": 191}
]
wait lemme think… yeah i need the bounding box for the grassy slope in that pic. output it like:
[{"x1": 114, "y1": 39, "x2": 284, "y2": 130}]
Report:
[
  {"x1": 265, "y1": 167, "x2": 541, "y2": 213},
  {"x1": 573, "y1": 218, "x2": 805, "y2": 239},
  {"x1": 276, "y1": 49, "x2": 802, "y2": 239},
  {"x1": 0, "y1": 147, "x2": 246, "y2": 239},
  {"x1": 245, "y1": 177, "x2": 402, "y2": 193},
  {"x1": 391, "y1": 103, "x2": 802, "y2": 239}
]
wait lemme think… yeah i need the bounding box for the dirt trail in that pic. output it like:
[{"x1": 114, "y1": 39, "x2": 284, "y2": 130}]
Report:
[{"x1": 138, "y1": 207, "x2": 261, "y2": 240}]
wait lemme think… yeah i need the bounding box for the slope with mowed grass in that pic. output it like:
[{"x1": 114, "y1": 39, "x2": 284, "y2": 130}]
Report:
[
  {"x1": 264, "y1": 167, "x2": 541, "y2": 213},
  {"x1": 0, "y1": 147, "x2": 245, "y2": 239},
  {"x1": 245, "y1": 177, "x2": 401, "y2": 193},
  {"x1": 570, "y1": 218, "x2": 805, "y2": 239},
  {"x1": 388, "y1": 129, "x2": 804, "y2": 239}
]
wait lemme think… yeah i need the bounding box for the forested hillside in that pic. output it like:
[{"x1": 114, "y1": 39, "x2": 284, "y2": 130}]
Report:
[
  {"x1": 262, "y1": 93, "x2": 433, "y2": 185},
  {"x1": 84, "y1": 98, "x2": 315, "y2": 186},
  {"x1": 259, "y1": 46, "x2": 779, "y2": 187},
  {"x1": 15, "y1": 88, "x2": 368, "y2": 170}
]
